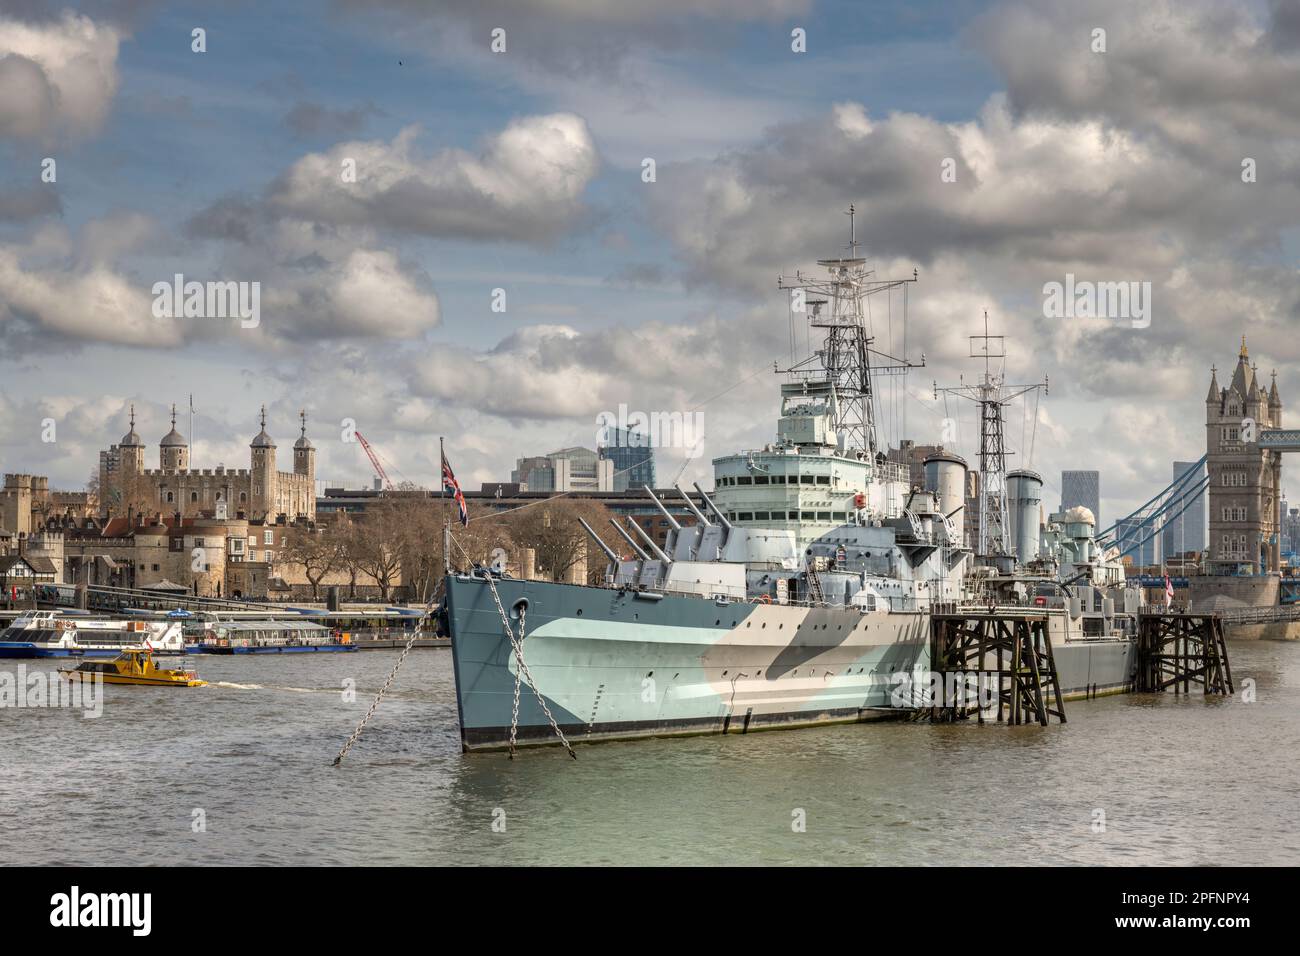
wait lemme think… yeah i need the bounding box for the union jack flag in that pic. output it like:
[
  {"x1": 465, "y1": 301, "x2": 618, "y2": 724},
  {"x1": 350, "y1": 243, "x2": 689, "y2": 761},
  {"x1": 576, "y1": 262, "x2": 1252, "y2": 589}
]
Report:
[{"x1": 442, "y1": 449, "x2": 468, "y2": 527}]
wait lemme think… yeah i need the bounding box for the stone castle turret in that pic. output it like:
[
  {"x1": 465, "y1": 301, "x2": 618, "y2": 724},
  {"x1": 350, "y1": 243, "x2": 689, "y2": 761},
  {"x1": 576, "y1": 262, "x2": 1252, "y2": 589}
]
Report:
[
  {"x1": 159, "y1": 404, "x2": 189, "y2": 471},
  {"x1": 293, "y1": 410, "x2": 315, "y2": 486},
  {"x1": 250, "y1": 404, "x2": 278, "y2": 519},
  {"x1": 120, "y1": 404, "x2": 145, "y2": 475}
]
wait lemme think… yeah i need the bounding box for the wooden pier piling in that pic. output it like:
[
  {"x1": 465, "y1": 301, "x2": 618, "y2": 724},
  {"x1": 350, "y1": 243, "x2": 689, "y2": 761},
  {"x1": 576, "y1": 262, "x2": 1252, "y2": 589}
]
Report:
[
  {"x1": 930, "y1": 610, "x2": 1066, "y2": 725},
  {"x1": 1135, "y1": 611, "x2": 1234, "y2": 695}
]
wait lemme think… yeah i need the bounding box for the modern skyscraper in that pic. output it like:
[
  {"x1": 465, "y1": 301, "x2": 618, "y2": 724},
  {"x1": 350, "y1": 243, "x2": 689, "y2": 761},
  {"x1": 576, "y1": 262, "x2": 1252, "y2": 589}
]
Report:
[
  {"x1": 1163, "y1": 459, "x2": 1207, "y2": 558},
  {"x1": 598, "y1": 427, "x2": 656, "y2": 492},
  {"x1": 1060, "y1": 470, "x2": 1101, "y2": 529},
  {"x1": 512, "y1": 447, "x2": 614, "y2": 492}
]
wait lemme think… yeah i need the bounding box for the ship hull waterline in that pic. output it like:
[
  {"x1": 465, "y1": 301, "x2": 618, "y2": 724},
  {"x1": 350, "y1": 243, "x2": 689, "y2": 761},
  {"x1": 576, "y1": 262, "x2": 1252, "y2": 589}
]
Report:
[{"x1": 446, "y1": 576, "x2": 1138, "y2": 753}]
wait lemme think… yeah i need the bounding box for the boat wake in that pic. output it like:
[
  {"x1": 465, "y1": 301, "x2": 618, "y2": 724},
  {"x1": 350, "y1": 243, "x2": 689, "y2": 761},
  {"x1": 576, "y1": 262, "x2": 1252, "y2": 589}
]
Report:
[{"x1": 211, "y1": 681, "x2": 324, "y2": 694}]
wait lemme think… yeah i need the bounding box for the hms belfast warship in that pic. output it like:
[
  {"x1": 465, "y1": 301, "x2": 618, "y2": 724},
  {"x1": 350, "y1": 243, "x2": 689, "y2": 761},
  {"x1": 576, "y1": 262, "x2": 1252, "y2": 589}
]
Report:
[{"x1": 445, "y1": 214, "x2": 1140, "y2": 751}]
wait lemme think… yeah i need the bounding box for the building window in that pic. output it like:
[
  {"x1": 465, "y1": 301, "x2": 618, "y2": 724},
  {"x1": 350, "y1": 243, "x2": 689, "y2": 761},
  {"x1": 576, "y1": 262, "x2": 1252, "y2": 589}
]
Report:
[
  {"x1": 264, "y1": 530, "x2": 274, "y2": 545},
  {"x1": 166, "y1": 492, "x2": 174, "y2": 503},
  {"x1": 239, "y1": 492, "x2": 247, "y2": 502},
  {"x1": 190, "y1": 492, "x2": 198, "y2": 502}
]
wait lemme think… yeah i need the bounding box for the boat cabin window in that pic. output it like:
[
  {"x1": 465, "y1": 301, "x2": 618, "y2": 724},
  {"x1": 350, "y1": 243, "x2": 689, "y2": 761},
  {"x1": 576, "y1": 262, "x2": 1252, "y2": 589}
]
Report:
[
  {"x1": 737, "y1": 476, "x2": 752, "y2": 485},
  {"x1": 817, "y1": 512, "x2": 831, "y2": 521},
  {"x1": 800, "y1": 476, "x2": 814, "y2": 484},
  {"x1": 738, "y1": 513, "x2": 753, "y2": 521},
  {"x1": 788, "y1": 511, "x2": 799, "y2": 520},
  {"x1": 816, "y1": 475, "x2": 831, "y2": 485},
  {"x1": 754, "y1": 476, "x2": 769, "y2": 484},
  {"x1": 802, "y1": 511, "x2": 815, "y2": 520},
  {"x1": 753, "y1": 512, "x2": 770, "y2": 521}
]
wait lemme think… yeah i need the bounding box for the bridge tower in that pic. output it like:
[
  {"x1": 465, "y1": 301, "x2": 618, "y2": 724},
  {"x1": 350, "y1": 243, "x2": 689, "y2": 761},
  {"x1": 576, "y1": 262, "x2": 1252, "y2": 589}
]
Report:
[{"x1": 1205, "y1": 337, "x2": 1283, "y2": 574}]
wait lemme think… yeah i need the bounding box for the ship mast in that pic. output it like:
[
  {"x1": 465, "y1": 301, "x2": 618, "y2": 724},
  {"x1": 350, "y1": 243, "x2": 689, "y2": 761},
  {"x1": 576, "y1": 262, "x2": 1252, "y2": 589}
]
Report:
[
  {"x1": 933, "y1": 312, "x2": 1048, "y2": 556},
  {"x1": 777, "y1": 205, "x2": 921, "y2": 457}
]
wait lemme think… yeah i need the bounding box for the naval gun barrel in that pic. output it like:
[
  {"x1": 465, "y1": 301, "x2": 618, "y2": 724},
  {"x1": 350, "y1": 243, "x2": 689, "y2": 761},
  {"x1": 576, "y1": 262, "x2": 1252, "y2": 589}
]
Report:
[
  {"x1": 577, "y1": 517, "x2": 619, "y2": 563},
  {"x1": 693, "y1": 482, "x2": 732, "y2": 531},
  {"x1": 673, "y1": 483, "x2": 711, "y2": 526},
  {"x1": 626, "y1": 518, "x2": 672, "y2": 563},
  {"x1": 643, "y1": 486, "x2": 681, "y2": 531},
  {"x1": 608, "y1": 519, "x2": 651, "y2": 562}
]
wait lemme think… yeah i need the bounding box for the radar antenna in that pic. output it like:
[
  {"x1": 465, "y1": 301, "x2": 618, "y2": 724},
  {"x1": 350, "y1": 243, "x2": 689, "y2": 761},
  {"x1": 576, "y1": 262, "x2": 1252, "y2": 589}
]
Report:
[
  {"x1": 933, "y1": 311, "x2": 1048, "y2": 556},
  {"x1": 776, "y1": 204, "x2": 922, "y2": 456}
]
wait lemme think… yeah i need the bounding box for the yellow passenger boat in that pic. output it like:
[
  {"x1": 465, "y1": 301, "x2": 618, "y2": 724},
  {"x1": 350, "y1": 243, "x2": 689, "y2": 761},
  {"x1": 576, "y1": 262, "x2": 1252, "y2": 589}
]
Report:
[{"x1": 60, "y1": 648, "x2": 208, "y2": 687}]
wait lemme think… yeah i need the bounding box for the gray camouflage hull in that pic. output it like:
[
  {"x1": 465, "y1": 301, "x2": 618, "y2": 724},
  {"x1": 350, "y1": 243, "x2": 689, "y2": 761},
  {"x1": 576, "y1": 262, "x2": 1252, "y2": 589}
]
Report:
[{"x1": 446, "y1": 576, "x2": 1138, "y2": 751}]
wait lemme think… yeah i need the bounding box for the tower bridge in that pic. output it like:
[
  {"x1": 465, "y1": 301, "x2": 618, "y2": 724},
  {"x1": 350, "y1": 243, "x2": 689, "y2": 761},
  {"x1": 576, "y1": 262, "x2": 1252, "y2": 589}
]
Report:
[{"x1": 1098, "y1": 337, "x2": 1299, "y2": 589}]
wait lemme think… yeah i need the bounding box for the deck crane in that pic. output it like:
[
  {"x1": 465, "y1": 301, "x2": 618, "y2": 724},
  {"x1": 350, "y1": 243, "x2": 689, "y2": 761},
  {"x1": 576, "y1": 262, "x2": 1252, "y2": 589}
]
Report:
[{"x1": 353, "y1": 431, "x2": 392, "y2": 490}]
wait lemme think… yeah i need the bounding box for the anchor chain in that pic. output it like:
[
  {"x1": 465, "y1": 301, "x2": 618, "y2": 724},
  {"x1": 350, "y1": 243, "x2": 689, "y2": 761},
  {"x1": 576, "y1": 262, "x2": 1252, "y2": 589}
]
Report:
[
  {"x1": 332, "y1": 582, "x2": 443, "y2": 766},
  {"x1": 508, "y1": 605, "x2": 524, "y2": 756},
  {"x1": 482, "y1": 573, "x2": 577, "y2": 759}
]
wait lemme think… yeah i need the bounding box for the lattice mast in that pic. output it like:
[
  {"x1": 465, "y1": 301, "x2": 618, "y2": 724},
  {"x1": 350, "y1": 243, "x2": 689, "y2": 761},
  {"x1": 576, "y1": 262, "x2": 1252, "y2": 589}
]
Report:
[
  {"x1": 776, "y1": 205, "x2": 921, "y2": 456},
  {"x1": 934, "y1": 313, "x2": 1048, "y2": 556}
]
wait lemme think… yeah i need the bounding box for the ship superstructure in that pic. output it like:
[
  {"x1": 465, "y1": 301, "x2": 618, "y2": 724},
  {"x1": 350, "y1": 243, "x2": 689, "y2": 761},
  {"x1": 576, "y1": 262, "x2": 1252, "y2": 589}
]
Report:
[{"x1": 444, "y1": 212, "x2": 1140, "y2": 752}]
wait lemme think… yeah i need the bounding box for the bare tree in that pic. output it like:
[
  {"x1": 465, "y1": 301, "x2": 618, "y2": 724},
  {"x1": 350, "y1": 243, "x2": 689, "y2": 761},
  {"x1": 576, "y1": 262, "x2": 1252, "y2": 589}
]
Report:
[
  {"x1": 353, "y1": 502, "x2": 403, "y2": 601},
  {"x1": 282, "y1": 525, "x2": 341, "y2": 600},
  {"x1": 502, "y1": 498, "x2": 613, "y2": 582}
]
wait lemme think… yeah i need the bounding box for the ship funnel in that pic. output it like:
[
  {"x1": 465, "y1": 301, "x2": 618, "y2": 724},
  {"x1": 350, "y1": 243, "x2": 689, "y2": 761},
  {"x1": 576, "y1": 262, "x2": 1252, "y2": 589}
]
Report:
[
  {"x1": 923, "y1": 452, "x2": 967, "y2": 545},
  {"x1": 1006, "y1": 469, "x2": 1043, "y2": 563}
]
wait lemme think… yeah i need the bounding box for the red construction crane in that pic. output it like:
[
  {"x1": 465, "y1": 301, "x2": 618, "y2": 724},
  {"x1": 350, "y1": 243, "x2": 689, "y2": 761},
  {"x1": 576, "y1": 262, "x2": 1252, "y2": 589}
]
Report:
[{"x1": 353, "y1": 431, "x2": 392, "y2": 490}]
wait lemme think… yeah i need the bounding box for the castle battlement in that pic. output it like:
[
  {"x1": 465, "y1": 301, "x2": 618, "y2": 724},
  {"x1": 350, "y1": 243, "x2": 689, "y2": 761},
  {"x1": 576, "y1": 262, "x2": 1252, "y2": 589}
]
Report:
[{"x1": 100, "y1": 406, "x2": 314, "y2": 522}]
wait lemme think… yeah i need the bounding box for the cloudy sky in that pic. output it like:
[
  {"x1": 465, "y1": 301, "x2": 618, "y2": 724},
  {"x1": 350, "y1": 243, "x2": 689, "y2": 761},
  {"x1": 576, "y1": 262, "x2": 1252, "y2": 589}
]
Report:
[{"x1": 1, "y1": 0, "x2": 1298, "y2": 522}]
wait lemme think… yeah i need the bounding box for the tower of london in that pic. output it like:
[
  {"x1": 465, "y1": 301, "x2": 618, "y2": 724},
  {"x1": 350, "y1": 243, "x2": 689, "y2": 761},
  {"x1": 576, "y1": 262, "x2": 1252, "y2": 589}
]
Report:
[{"x1": 98, "y1": 405, "x2": 316, "y2": 522}]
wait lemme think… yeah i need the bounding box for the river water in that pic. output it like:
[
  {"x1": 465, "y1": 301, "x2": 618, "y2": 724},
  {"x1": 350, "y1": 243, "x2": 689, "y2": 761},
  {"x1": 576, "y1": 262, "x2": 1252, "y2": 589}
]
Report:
[{"x1": 2, "y1": 640, "x2": 1297, "y2": 866}]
